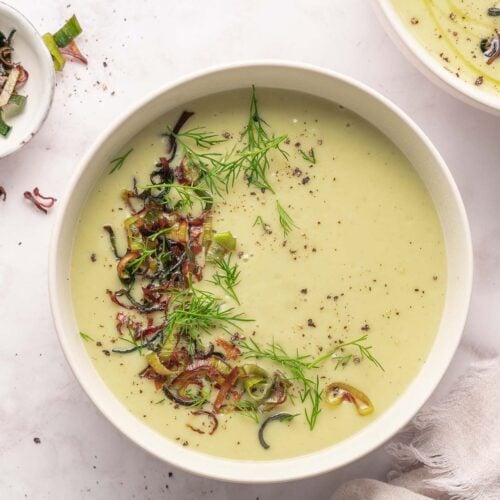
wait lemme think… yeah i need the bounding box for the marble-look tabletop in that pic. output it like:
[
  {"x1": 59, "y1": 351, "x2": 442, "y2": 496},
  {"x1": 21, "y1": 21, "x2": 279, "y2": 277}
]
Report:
[{"x1": 1, "y1": 1, "x2": 498, "y2": 499}]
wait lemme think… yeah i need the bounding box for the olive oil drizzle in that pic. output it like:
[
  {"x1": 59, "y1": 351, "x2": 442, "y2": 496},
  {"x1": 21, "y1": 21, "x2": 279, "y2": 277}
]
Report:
[{"x1": 422, "y1": 0, "x2": 500, "y2": 86}]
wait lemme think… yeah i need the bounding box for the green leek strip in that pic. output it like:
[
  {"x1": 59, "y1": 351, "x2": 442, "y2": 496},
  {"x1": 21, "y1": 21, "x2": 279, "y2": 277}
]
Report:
[
  {"x1": 42, "y1": 33, "x2": 65, "y2": 71},
  {"x1": 158, "y1": 332, "x2": 178, "y2": 362},
  {"x1": 0, "y1": 112, "x2": 11, "y2": 137},
  {"x1": 208, "y1": 357, "x2": 232, "y2": 376},
  {"x1": 53, "y1": 15, "x2": 82, "y2": 48},
  {"x1": 208, "y1": 231, "x2": 237, "y2": 261},
  {"x1": 213, "y1": 231, "x2": 236, "y2": 251},
  {"x1": 202, "y1": 215, "x2": 213, "y2": 246},
  {"x1": 242, "y1": 365, "x2": 272, "y2": 403},
  {"x1": 124, "y1": 216, "x2": 142, "y2": 251},
  {"x1": 325, "y1": 382, "x2": 374, "y2": 416},
  {"x1": 9, "y1": 94, "x2": 27, "y2": 107},
  {"x1": 8, "y1": 93, "x2": 27, "y2": 113},
  {"x1": 167, "y1": 221, "x2": 188, "y2": 244},
  {"x1": 258, "y1": 413, "x2": 297, "y2": 450},
  {"x1": 244, "y1": 376, "x2": 273, "y2": 402},
  {"x1": 146, "y1": 352, "x2": 179, "y2": 376}
]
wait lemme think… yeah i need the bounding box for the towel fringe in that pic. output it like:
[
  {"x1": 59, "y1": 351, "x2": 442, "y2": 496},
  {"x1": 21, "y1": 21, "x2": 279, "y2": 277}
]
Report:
[{"x1": 386, "y1": 358, "x2": 500, "y2": 500}]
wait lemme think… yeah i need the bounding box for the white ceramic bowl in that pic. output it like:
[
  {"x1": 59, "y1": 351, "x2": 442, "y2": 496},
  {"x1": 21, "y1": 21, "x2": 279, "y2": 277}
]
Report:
[
  {"x1": 49, "y1": 61, "x2": 473, "y2": 483},
  {"x1": 372, "y1": 0, "x2": 500, "y2": 115},
  {"x1": 0, "y1": 1, "x2": 55, "y2": 158}
]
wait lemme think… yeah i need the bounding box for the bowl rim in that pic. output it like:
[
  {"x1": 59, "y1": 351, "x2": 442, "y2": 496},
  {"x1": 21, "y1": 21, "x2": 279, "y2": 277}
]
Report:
[
  {"x1": 49, "y1": 60, "x2": 473, "y2": 483},
  {"x1": 371, "y1": 0, "x2": 500, "y2": 115},
  {"x1": 0, "y1": 0, "x2": 55, "y2": 159}
]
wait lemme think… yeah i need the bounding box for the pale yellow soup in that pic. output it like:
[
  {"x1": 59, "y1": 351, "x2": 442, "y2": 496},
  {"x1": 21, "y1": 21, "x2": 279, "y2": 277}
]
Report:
[
  {"x1": 390, "y1": 0, "x2": 500, "y2": 93},
  {"x1": 71, "y1": 89, "x2": 446, "y2": 460}
]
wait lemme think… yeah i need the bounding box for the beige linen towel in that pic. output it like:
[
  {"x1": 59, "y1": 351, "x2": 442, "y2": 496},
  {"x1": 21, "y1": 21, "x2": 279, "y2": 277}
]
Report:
[{"x1": 332, "y1": 357, "x2": 500, "y2": 500}]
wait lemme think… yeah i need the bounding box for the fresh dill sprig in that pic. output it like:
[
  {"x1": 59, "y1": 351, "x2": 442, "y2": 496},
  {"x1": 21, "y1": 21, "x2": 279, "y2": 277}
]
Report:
[
  {"x1": 208, "y1": 254, "x2": 241, "y2": 304},
  {"x1": 220, "y1": 137, "x2": 288, "y2": 192},
  {"x1": 238, "y1": 335, "x2": 383, "y2": 429},
  {"x1": 146, "y1": 227, "x2": 171, "y2": 242},
  {"x1": 114, "y1": 323, "x2": 147, "y2": 355},
  {"x1": 143, "y1": 183, "x2": 213, "y2": 211},
  {"x1": 165, "y1": 121, "x2": 230, "y2": 195},
  {"x1": 167, "y1": 126, "x2": 227, "y2": 149},
  {"x1": 239, "y1": 337, "x2": 319, "y2": 429},
  {"x1": 235, "y1": 400, "x2": 260, "y2": 423},
  {"x1": 299, "y1": 147, "x2": 316, "y2": 164},
  {"x1": 165, "y1": 288, "x2": 253, "y2": 353},
  {"x1": 162, "y1": 87, "x2": 287, "y2": 195},
  {"x1": 330, "y1": 353, "x2": 354, "y2": 370},
  {"x1": 109, "y1": 148, "x2": 134, "y2": 174},
  {"x1": 304, "y1": 376, "x2": 323, "y2": 430},
  {"x1": 253, "y1": 215, "x2": 272, "y2": 234},
  {"x1": 238, "y1": 337, "x2": 314, "y2": 401},
  {"x1": 126, "y1": 247, "x2": 156, "y2": 276},
  {"x1": 170, "y1": 136, "x2": 226, "y2": 196},
  {"x1": 241, "y1": 85, "x2": 288, "y2": 190},
  {"x1": 278, "y1": 413, "x2": 300, "y2": 422},
  {"x1": 306, "y1": 334, "x2": 384, "y2": 371},
  {"x1": 146, "y1": 227, "x2": 176, "y2": 243},
  {"x1": 79, "y1": 331, "x2": 94, "y2": 342},
  {"x1": 276, "y1": 200, "x2": 298, "y2": 237},
  {"x1": 218, "y1": 86, "x2": 288, "y2": 192},
  {"x1": 126, "y1": 237, "x2": 172, "y2": 281},
  {"x1": 238, "y1": 337, "x2": 311, "y2": 373},
  {"x1": 185, "y1": 388, "x2": 211, "y2": 408}
]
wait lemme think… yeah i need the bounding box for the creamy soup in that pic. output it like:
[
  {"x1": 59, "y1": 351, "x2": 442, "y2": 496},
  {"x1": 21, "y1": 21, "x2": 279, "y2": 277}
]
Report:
[
  {"x1": 390, "y1": 0, "x2": 500, "y2": 93},
  {"x1": 71, "y1": 88, "x2": 446, "y2": 460}
]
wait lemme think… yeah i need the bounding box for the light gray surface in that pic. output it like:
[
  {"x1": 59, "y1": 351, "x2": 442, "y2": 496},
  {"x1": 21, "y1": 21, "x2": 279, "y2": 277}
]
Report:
[{"x1": 0, "y1": 1, "x2": 497, "y2": 499}]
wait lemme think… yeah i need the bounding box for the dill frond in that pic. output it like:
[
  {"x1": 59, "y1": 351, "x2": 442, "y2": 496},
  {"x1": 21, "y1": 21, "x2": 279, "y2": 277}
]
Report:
[{"x1": 276, "y1": 200, "x2": 298, "y2": 237}]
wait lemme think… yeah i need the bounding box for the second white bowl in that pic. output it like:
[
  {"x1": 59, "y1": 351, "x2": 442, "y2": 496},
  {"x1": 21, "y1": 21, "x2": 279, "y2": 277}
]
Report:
[{"x1": 372, "y1": 0, "x2": 500, "y2": 115}]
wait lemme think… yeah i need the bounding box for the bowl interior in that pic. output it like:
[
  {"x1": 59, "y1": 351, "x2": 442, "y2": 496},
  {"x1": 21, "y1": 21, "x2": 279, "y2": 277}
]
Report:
[
  {"x1": 49, "y1": 62, "x2": 472, "y2": 482},
  {"x1": 372, "y1": 0, "x2": 500, "y2": 115},
  {"x1": 0, "y1": 1, "x2": 55, "y2": 158}
]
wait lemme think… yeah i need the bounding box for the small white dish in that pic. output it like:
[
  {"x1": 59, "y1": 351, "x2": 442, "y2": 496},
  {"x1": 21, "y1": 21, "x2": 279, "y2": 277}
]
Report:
[
  {"x1": 49, "y1": 61, "x2": 473, "y2": 483},
  {"x1": 0, "y1": 1, "x2": 55, "y2": 158},
  {"x1": 372, "y1": 0, "x2": 500, "y2": 116}
]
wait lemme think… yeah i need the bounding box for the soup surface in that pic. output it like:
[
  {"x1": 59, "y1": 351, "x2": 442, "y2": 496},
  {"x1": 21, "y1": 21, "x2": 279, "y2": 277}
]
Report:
[
  {"x1": 390, "y1": 0, "x2": 500, "y2": 94},
  {"x1": 71, "y1": 88, "x2": 446, "y2": 460}
]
